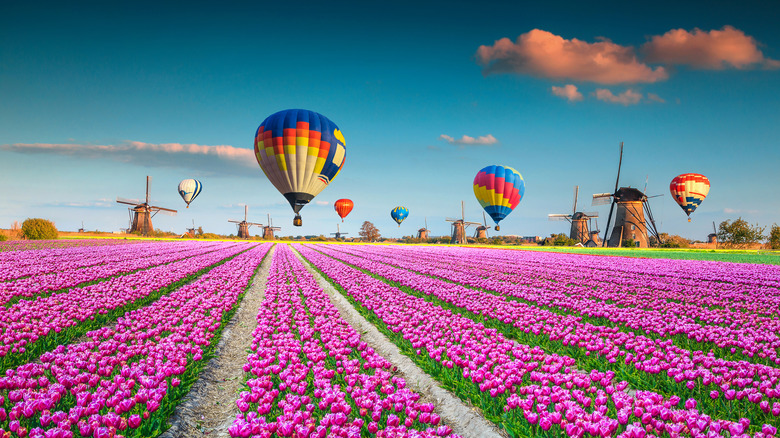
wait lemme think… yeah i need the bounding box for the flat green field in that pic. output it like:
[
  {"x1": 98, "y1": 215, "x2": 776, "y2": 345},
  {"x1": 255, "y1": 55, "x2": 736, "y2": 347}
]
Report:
[{"x1": 514, "y1": 245, "x2": 780, "y2": 265}]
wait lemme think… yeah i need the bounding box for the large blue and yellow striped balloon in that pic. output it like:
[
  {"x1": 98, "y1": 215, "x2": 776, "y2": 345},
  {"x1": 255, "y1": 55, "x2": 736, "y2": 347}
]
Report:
[
  {"x1": 177, "y1": 179, "x2": 202, "y2": 208},
  {"x1": 391, "y1": 206, "x2": 409, "y2": 227},
  {"x1": 254, "y1": 109, "x2": 346, "y2": 222}
]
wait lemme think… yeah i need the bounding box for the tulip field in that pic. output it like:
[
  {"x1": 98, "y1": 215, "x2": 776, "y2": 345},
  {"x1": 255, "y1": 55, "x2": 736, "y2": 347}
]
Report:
[{"x1": 1, "y1": 240, "x2": 779, "y2": 438}]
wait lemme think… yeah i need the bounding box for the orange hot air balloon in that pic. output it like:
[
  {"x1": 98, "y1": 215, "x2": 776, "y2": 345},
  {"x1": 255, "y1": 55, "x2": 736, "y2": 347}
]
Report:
[{"x1": 334, "y1": 199, "x2": 354, "y2": 222}]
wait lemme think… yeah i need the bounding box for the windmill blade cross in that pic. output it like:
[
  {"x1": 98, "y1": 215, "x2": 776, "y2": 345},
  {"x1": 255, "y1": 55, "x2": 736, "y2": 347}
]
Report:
[
  {"x1": 614, "y1": 142, "x2": 623, "y2": 194},
  {"x1": 591, "y1": 194, "x2": 613, "y2": 206},
  {"x1": 146, "y1": 176, "x2": 151, "y2": 205},
  {"x1": 116, "y1": 198, "x2": 141, "y2": 206},
  {"x1": 573, "y1": 185, "x2": 579, "y2": 215}
]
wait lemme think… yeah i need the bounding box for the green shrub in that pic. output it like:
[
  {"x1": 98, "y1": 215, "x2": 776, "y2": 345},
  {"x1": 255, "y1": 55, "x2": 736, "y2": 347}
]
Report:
[
  {"x1": 21, "y1": 218, "x2": 58, "y2": 240},
  {"x1": 0, "y1": 233, "x2": 7, "y2": 242}
]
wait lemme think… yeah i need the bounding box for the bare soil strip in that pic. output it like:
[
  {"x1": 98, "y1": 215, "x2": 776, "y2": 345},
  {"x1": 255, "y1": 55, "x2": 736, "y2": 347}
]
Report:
[
  {"x1": 293, "y1": 247, "x2": 507, "y2": 438},
  {"x1": 160, "y1": 245, "x2": 275, "y2": 438}
]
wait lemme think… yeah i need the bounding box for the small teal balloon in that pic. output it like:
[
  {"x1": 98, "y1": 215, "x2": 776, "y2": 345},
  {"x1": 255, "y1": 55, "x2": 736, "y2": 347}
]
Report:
[{"x1": 391, "y1": 206, "x2": 409, "y2": 227}]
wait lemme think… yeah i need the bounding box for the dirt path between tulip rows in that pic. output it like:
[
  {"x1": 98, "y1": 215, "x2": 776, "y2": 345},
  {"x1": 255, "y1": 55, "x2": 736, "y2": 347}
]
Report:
[
  {"x1": 293, "y1": 248, "x2": 508, "y2": 438},
  {"x1": 160, "y1": 245, "x2": 275, "y2": 438}
]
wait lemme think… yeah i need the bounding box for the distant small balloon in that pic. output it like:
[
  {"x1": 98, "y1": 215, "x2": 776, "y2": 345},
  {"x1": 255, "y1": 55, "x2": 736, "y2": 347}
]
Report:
[
  {"x1": 670, "y1": 173, "x2": 710, "y2": 222},
  {"x1": 391, "y1": 206, "x2": 408, "y2": 227},
  {"x1": 178, "y1": 179, "x2": 203, "y2": 208},
  {"x1": 334, "y1": 199, "x2": 354, "y2": 222},
  {"x1": 473, "y1": 165, "x2": 524, "y2": 230}
]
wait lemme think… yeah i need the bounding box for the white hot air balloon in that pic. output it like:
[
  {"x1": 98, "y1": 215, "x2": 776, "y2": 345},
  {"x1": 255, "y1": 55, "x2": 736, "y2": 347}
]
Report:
[{"x1": 177, "y1": 179, "x2": 202, "y2": 208}]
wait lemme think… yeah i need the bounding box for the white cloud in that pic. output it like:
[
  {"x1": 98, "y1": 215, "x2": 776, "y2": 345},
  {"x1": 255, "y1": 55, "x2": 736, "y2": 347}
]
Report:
[
  {"x1": 438, "y1": 134, "x2": 498, "y2": 148},
  {"x1": 0, "y1": 141, "x2": 257, "y2": 176},
  {"x1": 647, "y1": 93, "x2": 666, "y2": 103},
  {"x1": 551, "y1": 84, "x2": 583, "y2": 102},
  {"x1": 594, "y1": 89, "x2": 643, "y2": 105},
  {"x1": 315, "y1": 201, "x2": 330, "y2": 206}
]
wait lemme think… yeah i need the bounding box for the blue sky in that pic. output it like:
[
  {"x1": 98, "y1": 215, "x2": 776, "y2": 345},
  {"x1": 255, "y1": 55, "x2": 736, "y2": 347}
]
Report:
[{"x1": 1, "y1": 0, "x2": 778, "y2": 239}]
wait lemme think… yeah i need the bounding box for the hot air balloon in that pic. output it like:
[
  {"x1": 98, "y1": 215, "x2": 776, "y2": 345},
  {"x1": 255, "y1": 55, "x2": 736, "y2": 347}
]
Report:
[
  {"x1": 473, "y1": 165, "x2": 524, "y2": 231},
  {"x1": 177, "y1": 179, "x2": 202, "y2": 208},
  {"x1": 391, "y1": 206, "x2": 408, "y2": 227},
  {"x1": 670, "y1": 173, "x2": 710, "y2": 222},
  {"x1": 334, "y1": 199, "x2": 354, "y2": 222},
  {"x1": 254, "y1": 109, "x2": 347, "y2": 226}
]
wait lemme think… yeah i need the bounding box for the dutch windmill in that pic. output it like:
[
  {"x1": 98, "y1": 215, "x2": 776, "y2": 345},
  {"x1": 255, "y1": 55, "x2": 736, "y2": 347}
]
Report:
[
  {"x1": 331, "y1": 223, "x2": 349, "y2": 240},
  {"x1": 548, "y1": 186, "x2": 599, "y2": 245},
  {"x1": 446, "y1": 201, "x2": 481, "y2": 244},
  {"x1": 185, "y1": 219, "x2": 200, "y2": 238},
  {"x1": 474, "y1": 212, "x2": 491, "y2": 239},
  {"x1": 708, "y1": 221, "x2": 718, "y2": 245},
  {"x1": 262, "y1": 214, "x2": 281, "y2": 240},
  {"x1": 228, "y1": 205, "x2": 263, "y2": 239},
  {"x1": 116, "y1": 175, "x2": 177, "y2": 236},
  {"x1": 417, "y1": 217, "x2": 430, "y2": 240},
  {"x1": 591, "y1": 143, "x2": 662, "y2": 247}
]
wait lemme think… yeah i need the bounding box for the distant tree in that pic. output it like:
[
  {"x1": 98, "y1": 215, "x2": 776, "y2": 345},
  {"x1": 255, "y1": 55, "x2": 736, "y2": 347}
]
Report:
[
  {"x1": 0, "y1": 232, "x2": 7, "y2": 242},
  {"x1": 197, "y1": 226, "x2": 204, "y2": 236},
  {"x1": 359, "y1": 221, "x2": 380, "y2": 242},
  {"x1": 21, "y1": 218, "x2": 58, "y2": 240},
  {"x1": 769, "y1": 224, "x2": 780, "y2": 250},
  {"x1": 489, "y1": 236, "x2": 504, "y2": 245},
  {"x1": 650, "y1": 233, "x2": 690, "y2": 248},
  {"x1": 11, "y1": 221, "x2": 20, "y2": 231},
  {"x1": 718, "y1": 218, "x2": 765, "y2": 248}
]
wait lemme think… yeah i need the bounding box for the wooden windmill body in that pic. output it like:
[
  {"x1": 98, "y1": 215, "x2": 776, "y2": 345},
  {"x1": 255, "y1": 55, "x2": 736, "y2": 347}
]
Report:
[
  {"x1": 474, "y1": 212, "x2": 492, "y2": 239},
  {"x1": 446, "y1": 201, "x2": 480, "y2": 244},
  {"x1": 548, "y1": 186, "x2": 599, "y2": 245},
  {"x1": 262, "y1": 214, "x2": 281, "y2": 240},
  {"x1": 591, "y1": 143, "x2": 662, "y2": 248},
  {"x1": 416, "y1": 218, "x2": 430, "y2": 240},
  {"x1": 331, "y1": 223, "x2": 349, "y2": 240},
  {"x1": 708, "y1": 221, "x2": 718, "y2": 245},
  {"x1": 228, "y1": 205, "x2": 263, "y2": 239},
  {"x1": 116, "y1": 176, "x2": 177, "y2": 236}
]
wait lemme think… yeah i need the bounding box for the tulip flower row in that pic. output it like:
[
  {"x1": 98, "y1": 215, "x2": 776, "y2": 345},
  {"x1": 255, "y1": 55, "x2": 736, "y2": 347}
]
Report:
[
  {"x1": 297, "y1": 244, "x2": 777, "y2": 437},
  {"x1": 0, "y1": 240, "x2": 208, "y2": 282},
  {"x1": 0, "y1": 239, "x2": 132, "y2": 254},
  {"x1": 0, "y1": 242, "x2": 272, "y2": 438},
  {"x1": 336, "y1": 243, "x2": 780, "y2": 365},
  {"x1": 311, "y1": 244, "x2": 780, "y2": 431},
  {"x1": 1, "y1": 241, "x2": 231, "y2": 306},
  {"x1": 333, "y1": 244, "x2": 780, "y2": 367},
  {"x1": 230, "y1": 244, "x2": 457, "y2": 438},
  {"x1": 0, "y1": 242, "x2": 250, "y2": 373}
]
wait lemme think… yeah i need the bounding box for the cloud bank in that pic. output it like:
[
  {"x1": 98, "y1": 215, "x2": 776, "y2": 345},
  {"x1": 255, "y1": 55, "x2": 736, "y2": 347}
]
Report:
[
  {"x1": 476, "y1": 29, "x2": 668, "y2": 84},
  {"x1": 1, "y1": 141, "x2": 258, "y2": 176},
  {"x1": 439, "y1": 134, "x2": 498, "y2": 147},
  {"x1": 551, "y1": 84, "x2": 584, "y2": 102},
  {"x1": 642, "y1": 26, "x2": 780, "y2": 70}
]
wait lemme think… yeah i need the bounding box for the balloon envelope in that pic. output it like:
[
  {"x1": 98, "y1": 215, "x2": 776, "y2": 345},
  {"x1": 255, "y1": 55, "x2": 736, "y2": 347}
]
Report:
[
  {"x1": 670, "y1": 173, "x2": 710, "y2": 220},
  {"x1": 391, "y1": 206, "x2": 409, "y2": 226},
  {"x1": 334, "y1": 199, "x2": 354, "y2": 222},
  {"x1": 177, "y1": 179, "x2": 202, "y2": 208},
  {"x1": 254, "y1": 109, "x2": 346, "y2": 215},
  {"x1": 473, "y1": 165, "x2": 524, "y2": 226}
]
